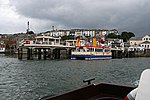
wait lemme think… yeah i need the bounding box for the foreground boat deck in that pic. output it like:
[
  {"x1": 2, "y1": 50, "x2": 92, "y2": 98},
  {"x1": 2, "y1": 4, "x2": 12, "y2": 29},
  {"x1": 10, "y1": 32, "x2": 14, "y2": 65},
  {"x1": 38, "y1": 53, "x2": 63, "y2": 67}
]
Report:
[{"x1": 41, "y1": 83, "x2": 135, "y2": 100}]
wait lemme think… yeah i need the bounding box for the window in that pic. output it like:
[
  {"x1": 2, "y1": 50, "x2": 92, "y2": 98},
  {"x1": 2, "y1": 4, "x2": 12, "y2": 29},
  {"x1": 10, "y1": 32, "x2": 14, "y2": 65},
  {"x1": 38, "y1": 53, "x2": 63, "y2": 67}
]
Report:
[
  {"x1": 89, "y1": 48, "x2": 94, "y2": 52},
  {"x1": 95, "y1": 48, "x2": 103, "y2": 52},
  {"x1": 105, "y1": 49, "x2": 110, "y2": 52},
  {"x1": 134, "y1": 42, "x2": 137, "y2": 45}
]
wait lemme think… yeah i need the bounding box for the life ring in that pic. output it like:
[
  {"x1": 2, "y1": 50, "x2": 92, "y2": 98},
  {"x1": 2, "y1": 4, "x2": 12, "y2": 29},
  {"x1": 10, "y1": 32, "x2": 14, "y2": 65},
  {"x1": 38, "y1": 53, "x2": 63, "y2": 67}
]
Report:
[{"x1": 124, "y1": 88, "x2": 138, "y2": 100}]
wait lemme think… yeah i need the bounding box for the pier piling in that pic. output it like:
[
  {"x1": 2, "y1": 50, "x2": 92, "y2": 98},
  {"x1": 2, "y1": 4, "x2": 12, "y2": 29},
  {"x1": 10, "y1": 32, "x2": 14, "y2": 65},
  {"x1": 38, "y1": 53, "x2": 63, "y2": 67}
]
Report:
[
  {"x1": 38, "y1": 48, "x2": 42, "y2": 60},
  {"x1": 43, "y1": 48, "x2": 47, "y2": 60},
  {"x1": 18, "y1": 45, "x2": 73, "y2": 60},
  {"x1": 18, "y1": 48, "x2": 23, "y2": 60},
  {"x1": 27, "y1": 48, "x2": 33, "y2": 60}
]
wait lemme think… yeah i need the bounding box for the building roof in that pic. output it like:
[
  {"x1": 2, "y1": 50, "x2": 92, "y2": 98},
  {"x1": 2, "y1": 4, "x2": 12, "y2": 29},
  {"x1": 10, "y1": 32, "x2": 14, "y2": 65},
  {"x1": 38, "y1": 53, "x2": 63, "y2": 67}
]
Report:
[
  {"x1": 141, "y1": 41, "x2": 150, "y2": 44},
  {"x1": 141, "y1": 34, "x2": 150, "y2": 37},
  {"x1": 148, "y1": 35, "x2": 150, "y2": 37},
  {"x1": 130, "y1": 37, "x2": 142, "y2": 40}
]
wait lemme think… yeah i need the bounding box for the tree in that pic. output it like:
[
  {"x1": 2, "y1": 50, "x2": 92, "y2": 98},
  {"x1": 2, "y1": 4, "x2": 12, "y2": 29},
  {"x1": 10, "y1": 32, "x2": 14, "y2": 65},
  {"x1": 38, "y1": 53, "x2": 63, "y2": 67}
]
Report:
[
  {"x1": 120, "y1": 32, "x2": 135, "y2": 42},
  {"x1": 68, "y1": 35, "x2": 74, "y2": 39},
  {"x1": 26, "y1": 31, "x2": 34, "y2": 34},
  {"x1": 128, "y1": 32, "x2": 135, "y2": 38},
  {"x1": 107, "y1": 33, "x2": 119, "y2": 39},
  {"x1": 61, "y1": 35, "x2": 75, "y2": 41},
  {"x1": 61, "y1": 35, "x2": 68, "y2": 41}
]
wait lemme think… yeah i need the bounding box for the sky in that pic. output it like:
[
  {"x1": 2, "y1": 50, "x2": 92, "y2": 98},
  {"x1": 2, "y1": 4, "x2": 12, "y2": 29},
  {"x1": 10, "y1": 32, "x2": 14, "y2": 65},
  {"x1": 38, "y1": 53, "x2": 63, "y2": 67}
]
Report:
[{"x1": 0, "y1": 0, "x2": 150, "y2": 36}]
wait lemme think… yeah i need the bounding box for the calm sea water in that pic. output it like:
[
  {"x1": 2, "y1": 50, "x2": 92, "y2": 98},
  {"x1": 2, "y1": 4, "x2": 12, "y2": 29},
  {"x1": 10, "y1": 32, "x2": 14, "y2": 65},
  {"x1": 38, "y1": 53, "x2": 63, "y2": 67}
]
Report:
[{"x1": 0, "y1": 55, "x2": 150, "y2": 100}]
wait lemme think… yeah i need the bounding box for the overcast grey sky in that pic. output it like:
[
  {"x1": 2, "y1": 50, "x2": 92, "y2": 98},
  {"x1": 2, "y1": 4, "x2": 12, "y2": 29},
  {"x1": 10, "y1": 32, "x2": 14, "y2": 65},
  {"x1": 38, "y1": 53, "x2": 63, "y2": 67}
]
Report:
[{"x1": 0, "y1": 0, "x2": 150, "y2": 36}]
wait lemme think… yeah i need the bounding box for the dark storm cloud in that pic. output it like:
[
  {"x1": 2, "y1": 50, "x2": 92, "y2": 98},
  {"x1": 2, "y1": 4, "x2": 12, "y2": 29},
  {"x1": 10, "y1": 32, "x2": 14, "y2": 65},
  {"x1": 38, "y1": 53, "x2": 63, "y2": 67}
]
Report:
[{"x1": 10, "y1": 0, "x2": 150, "y2": 36}]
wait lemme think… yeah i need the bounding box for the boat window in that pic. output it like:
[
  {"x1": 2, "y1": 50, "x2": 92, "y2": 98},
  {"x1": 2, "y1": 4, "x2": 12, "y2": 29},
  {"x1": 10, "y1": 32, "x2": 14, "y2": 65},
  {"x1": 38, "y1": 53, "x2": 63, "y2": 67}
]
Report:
[
  {"x1": 89, "y1": 48, "x2": 95, "y2": 52},
  {"x1": 89, "y1": 48, "x2": 92, "y2": 52},
  {"x1": 95, "y1": 48, "x2": 103, "y2": 52},
  {"x1": 84, "y1": 48, "x2": 90, "y2": 52},
  {"x1": 78, "y1": 49, "x2": 84, "y2": 52},
  {"x1": 105, "y1": 49, "x2": 110, "y2": 52},
  {"x1": 76, "y1": 48, "x2": 80, "y2": 52}
]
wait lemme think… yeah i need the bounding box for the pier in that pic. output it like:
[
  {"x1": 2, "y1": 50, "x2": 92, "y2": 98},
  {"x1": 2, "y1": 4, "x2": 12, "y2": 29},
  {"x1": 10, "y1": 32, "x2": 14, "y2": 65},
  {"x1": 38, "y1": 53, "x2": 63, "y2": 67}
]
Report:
[
  {"x1": 17, "y1": 35, "x2": 75, "y2": 60},
  {"x1": 18, "y1": 44, "x2": 74, "y2": 60},
  {"x1": 111, "y1": 47, "x2": 124, "y2": 59}
]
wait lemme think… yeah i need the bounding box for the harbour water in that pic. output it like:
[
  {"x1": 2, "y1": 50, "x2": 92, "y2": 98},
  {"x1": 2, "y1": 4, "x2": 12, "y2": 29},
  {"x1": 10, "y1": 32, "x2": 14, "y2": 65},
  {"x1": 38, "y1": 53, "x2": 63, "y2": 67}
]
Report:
[{"x1": 0, "y1": 55, "x2": 150, "y2": 100}]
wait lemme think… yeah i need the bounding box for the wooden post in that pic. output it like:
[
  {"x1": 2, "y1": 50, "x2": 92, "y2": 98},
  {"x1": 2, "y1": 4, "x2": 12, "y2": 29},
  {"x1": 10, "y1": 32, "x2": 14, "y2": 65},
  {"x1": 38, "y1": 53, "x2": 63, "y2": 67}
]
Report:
[
  {"x1": 18, "y1": 48, "x2": 23, "y2": 60},
  {"x1": 20, "y1": 48, "x2": 23, "y2": 60},
  {"x1": 48, "y1": 48, "x2": 51, "y2": 59},
  {"x1": 18, "y1": 48, "x2": 20, "y2": 59},
  {"x1": 38, "y1": 48, "x2": 41, "y2": 60},
  {"x1": 43, "y1": 48, "x2": 47, "y2": 60},
  {"x1": 30, "y1": 48, "x2": 33, "y2": 60},
  {"x1": 27, "y1": 48, "x2": 30, "y2": 60}
]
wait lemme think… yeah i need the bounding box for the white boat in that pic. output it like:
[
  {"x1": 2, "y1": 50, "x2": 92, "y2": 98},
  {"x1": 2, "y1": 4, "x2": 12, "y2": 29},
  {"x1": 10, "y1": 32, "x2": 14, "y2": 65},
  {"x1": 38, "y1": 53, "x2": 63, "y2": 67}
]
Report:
[
  {"x1": 71, "y1": 46, "x2": 112, "y2": 60},
  {"x1": 71, "y1": 37, "x2": 112, "y2": 60}
]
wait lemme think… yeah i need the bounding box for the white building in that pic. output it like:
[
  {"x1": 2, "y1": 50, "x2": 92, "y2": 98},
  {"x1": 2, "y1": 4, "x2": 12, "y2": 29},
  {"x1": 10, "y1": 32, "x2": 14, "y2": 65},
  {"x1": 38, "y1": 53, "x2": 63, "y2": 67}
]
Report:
[
  {"x1": 65, "y1": 40, "x2": 76, "y2": 46},
  {"x1": 140, "y1": 41, "x2": 150, "y2": 49},
  {"x1": 129, "y1": 37, "x2": 142, "y2": 46},
  {"x1": 142, "y1": 35, "x2": 150, "y2": 41},
  {"x1": 129, "y1": 35, "x2": 150, "y2": 50},
  {"x1": 35, "y1": 35, "x2": 61, "y2": 45}
]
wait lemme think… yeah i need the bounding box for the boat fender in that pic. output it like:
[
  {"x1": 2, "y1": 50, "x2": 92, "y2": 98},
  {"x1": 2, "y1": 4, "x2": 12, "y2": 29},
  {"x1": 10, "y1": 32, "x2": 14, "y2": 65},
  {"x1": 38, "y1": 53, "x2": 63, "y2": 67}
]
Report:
[{"x1": 124, "y1": 88, "x2": 138, "y2": 100}]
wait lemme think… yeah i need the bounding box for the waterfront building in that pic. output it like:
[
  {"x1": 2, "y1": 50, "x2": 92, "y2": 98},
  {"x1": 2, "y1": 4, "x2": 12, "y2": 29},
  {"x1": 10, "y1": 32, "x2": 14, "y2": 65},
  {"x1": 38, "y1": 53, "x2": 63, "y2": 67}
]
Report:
[
  {"x1": 41, "y1": 29, "x2": 118, "y2": 38},
  {"x1": 140, "y1": 41, "x2": 150, "y2": 50},
  {"x1": 128, "y1": 34, "x2": 150, "y2": 58},
  {"x1": 142, "y1": 35, "x2": 150, "y2": 41},
  {"x1": 108, "y1": 29, "x2": 119, "y2": 35},
  {"x1": 44, "y1": 30, "x2": 69, "y2": 37},
  {"x1": 129, "y1": 37, "x2": 143, "y2": 46},
  {"x1": 107, "y1": 38, "x2": 124, "y2": 50},
  {"x1": 38, "y1": 29, "x2": 119, "y2": 49},
  {"x1": 65, "y1": 40, "x2": 76, "y2": 46},
  {"x1": 34, "y1": 35, "x2": 61, "y2": 45},
  {"x1": 129, "y1": 35, "x2": 150, "y2": 50}
]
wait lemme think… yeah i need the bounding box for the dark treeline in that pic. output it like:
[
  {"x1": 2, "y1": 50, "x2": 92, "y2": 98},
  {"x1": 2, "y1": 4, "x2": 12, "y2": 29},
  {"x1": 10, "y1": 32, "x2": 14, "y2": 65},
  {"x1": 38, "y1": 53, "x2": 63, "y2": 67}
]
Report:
[{"x1": 107, "y1": 32, "x2": 135, "y2": 42}]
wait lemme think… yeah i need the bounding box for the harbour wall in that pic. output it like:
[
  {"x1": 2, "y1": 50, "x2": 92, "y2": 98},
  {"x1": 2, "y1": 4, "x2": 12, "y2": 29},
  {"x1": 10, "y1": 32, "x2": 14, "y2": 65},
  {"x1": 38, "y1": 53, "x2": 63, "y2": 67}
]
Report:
[{"x1": 3, "y1": 47, "x2": 150, "y2": 60}]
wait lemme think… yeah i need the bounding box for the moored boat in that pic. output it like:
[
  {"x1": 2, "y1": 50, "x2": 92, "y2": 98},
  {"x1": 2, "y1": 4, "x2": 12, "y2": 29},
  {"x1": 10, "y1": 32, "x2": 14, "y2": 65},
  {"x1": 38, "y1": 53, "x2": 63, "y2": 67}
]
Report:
[
  {"x1": 71, "y1": 37, "x2": 112, "y2": 60},
  {"x1": 71, "y1": 46, "x2": 112, "y2": 60}
]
